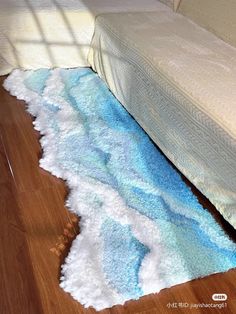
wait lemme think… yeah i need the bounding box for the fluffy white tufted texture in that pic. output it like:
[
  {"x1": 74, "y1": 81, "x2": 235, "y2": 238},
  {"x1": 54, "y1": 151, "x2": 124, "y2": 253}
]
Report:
[{"x1": 2, "y1": 69, "x2": 171, "y2": 309}]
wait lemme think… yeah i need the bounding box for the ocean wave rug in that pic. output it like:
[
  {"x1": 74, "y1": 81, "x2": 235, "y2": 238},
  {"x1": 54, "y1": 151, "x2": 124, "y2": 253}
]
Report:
[{"x1": 4, "y1": 68, "x2": 236, "y2": 311}]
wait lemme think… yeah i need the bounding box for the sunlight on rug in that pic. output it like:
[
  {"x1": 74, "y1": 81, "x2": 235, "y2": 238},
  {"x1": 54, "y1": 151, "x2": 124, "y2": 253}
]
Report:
[{"x1": 4, "y1": 68, "x2": 236, "y2": 310}]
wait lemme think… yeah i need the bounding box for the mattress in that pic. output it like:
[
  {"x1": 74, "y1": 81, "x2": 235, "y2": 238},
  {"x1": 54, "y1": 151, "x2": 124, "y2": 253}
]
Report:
[
  {"x1": 88, "y1": 11, "x2": 236, "y2": 228},
  {"x1": 0, "y1": 0, "x2": 169, "y2": 75}
]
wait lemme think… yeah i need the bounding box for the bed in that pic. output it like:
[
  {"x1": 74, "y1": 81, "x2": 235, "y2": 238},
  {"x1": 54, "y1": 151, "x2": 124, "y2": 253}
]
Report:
[
  {"x1": 88, "y1": 10, "x2": 236, "y2": 228},
  {"x1": 0, "y1": 0, "x2": 168, "y2": 75}
]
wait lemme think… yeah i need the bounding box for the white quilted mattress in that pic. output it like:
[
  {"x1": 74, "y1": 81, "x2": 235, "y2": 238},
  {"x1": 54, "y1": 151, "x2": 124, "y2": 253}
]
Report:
[
  {"x1": 88, "y1": 11, "x2": 236, "y2": 228},
  {"x1": 0, "y1": 0, "x2": 168, "y2": 75}
]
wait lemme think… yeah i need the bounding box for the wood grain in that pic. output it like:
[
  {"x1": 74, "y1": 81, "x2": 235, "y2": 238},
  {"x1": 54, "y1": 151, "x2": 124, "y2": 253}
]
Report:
[
  {"x1": 0, "y1": 136, "x2": 43, "y2": 314},
  {"x1": 0, "y1": 75, "x2": 236, "y2": 314}
]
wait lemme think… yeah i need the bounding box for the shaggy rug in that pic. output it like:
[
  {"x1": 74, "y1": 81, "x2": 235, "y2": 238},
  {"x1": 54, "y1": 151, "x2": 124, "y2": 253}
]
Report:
[{"x1": 4, "y1": 68, "x2": 236, "y2": 310}]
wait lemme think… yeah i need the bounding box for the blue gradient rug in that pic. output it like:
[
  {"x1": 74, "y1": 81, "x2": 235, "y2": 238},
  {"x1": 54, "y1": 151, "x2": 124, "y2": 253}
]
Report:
[{"x1": 4, "y1": 68, "x2": 236, "y2": 310}]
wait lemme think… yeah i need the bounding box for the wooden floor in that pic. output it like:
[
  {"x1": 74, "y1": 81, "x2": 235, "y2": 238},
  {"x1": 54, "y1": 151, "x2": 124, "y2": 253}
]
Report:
[{"x1": 0, "y1": 75, "x2": 236, "y2": 314}]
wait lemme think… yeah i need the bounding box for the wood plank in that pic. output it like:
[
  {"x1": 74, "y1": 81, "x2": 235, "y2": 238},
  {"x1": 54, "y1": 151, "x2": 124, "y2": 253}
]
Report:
[{"x1": 0, "y1": 136, "x2": 43, "y2": 314}]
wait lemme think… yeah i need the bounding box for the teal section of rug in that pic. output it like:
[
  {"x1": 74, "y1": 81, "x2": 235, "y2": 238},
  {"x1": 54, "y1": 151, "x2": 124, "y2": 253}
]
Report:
[
  {"x1": 101, "y1": 218, "x2": 149, "y2": 299},
  {"x1": 4, "y1": 68, "x2": 236, "y2": 310}
]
